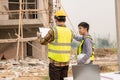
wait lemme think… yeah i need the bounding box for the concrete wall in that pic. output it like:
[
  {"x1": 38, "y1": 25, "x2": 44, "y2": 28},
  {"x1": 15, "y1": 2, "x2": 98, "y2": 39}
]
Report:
[
  {"x1": 0, "y1": 0, "x2": 49, "y2": 27},
  {"x1": 0, "y1": 0, "x2": 51, "y2": 60},
  {"x1": 0, "y1": 42, "x2": 26, "y2": 60},
  {"x1": 32, "y1": 41, "x2": 48, "y2": 60},
  {"x1": 0, "y1": 41, "x2": 48, "y2": 60},
  {"x1": 38, "y1": 0, "x2": 49, "y2": 27},
  {"x1": 0, "y1": 28, "x2": 38, "y2": 39},
  {"x1": 0, "y1": 28, "x2": 48, "y2": 60},
  {"x1": 0, "y1": 0, "x2": 8, "y2": 20}
]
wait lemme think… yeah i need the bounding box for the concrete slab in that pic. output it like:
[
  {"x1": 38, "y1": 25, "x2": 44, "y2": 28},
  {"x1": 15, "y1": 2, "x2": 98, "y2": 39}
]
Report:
[
  {"x1": 101, "y1": 72, "x2": 120, "y2": 80},
  {"x1": 64, "y1": 72, "x2": 120, "y2": 80}
]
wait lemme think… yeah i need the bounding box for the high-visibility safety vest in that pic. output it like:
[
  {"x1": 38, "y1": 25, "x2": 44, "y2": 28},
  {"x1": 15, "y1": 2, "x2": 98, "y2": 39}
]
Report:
[
  {"x1": 48, "y1": 26, "x2": 72, "y2": 62},
  {"x1": 77, "y1": 35, "x2": 95, "y2": 61}
]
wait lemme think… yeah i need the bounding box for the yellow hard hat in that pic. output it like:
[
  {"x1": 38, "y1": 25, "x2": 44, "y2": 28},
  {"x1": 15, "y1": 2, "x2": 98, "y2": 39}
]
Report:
[{"x1": 54, "y1": 10, "x2": 67, "y2": 17}]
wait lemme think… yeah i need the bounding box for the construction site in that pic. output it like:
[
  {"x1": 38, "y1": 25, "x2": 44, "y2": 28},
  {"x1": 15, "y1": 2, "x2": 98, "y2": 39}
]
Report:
[{"x1": 0, "y1": 0, "x2": 120, "y2": 80}]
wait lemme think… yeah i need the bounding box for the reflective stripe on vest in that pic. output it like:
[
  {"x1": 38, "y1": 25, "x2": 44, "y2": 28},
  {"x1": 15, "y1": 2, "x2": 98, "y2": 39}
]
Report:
[
  {"x1": 48, "y1": 26, "x2": 72, "y2": 62},
  {"x1": 77, "y1": 35, "x2": 95, "y2": 61}
]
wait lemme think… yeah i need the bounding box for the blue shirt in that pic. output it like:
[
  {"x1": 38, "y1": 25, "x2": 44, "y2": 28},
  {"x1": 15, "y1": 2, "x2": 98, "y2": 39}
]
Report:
[{"x1": 74, "y1": 34, "x2": 93, "y2": 64}]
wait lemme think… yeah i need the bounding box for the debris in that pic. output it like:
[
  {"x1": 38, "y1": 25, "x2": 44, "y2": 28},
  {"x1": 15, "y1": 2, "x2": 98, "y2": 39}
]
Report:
[{"x1": 0, "y1": 57, "x2": 48, "y2": 80}]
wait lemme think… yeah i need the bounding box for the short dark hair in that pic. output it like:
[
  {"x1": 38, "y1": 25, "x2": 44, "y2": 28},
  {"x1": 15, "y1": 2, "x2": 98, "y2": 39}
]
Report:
[
  {"x1": 78, "y1": 22, "x2": 89, "y2": 31},
  {"x1": 54, "y1": 16, "x2": 66, "y2": 22}
]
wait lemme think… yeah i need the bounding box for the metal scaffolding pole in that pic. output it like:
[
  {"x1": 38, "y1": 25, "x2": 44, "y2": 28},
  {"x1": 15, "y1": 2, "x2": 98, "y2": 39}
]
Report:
[{"x1": 115, "y1": 0, "x2": 120, "y2": 71}]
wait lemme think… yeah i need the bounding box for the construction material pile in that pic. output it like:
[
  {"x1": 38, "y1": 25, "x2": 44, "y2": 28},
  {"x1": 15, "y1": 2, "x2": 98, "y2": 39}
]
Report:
[{"x1": 0, "y1": 57, "x2": 48, "y2": 80}]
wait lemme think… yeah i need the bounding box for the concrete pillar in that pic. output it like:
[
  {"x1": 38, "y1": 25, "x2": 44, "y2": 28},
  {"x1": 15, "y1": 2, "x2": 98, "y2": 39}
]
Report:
[
  {"x1": 115, "y1": 0, "x2": 120, "y2": 71},
  {"x1": 32, "y1": 41, "x2": 48, "y2": 60},
  {"x1": 0, "y1": 0, "x2": 8, "y2": 20}
]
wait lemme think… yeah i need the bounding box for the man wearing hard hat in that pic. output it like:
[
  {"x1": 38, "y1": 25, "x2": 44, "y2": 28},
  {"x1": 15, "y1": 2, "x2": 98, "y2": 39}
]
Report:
[{"x1": 37, "y1": 10, "x2": 73, "y2": 80}]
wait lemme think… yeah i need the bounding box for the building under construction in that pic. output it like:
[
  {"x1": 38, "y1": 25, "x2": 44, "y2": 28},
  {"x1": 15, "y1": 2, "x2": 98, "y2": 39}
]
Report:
[{"x1": 0, "y1": 0, "x2": 60, "y2": 60}]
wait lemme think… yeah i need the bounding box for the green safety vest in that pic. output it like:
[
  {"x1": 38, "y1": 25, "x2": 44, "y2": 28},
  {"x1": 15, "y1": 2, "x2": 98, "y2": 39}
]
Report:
[
  {"x1": 48, "y1": 26, "x2": 72, "y2": 62},
  {"x1": 77, "y1": 35, "x2": 95, "y2": 61}
]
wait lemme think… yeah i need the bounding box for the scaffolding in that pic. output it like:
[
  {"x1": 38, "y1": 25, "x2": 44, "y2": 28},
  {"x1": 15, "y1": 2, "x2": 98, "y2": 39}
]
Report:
[
  {"x1": 0, "y1": 0, "x2": 49, "y2": 60},
  {"x1": 0, "y1": 0, "x2": 62, "y2": 61}
]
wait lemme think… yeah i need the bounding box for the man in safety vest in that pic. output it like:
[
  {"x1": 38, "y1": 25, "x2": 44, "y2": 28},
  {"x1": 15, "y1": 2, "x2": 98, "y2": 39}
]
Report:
[
  {"x1": 74, "y1": 22, "x2": 94, "y2": 64},
  {"x1": 37, "y1": 10, "x2": 73, "y2": 80}
]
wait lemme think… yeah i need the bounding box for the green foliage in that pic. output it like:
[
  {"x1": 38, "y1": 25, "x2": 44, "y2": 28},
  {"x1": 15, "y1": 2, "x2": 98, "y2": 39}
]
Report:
[
  {"x1": 71, "y1": 40, "x2": 79, "y2": 48},
  {"x1": 95, "y1": 37, "x2": 117, "y2": 48},
  {"x1": 97, "y1": 38, "x2": 110, "y2": 48}
]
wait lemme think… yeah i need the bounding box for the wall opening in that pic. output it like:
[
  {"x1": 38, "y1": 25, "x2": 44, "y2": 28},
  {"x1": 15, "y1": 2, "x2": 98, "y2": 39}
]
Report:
[{"x1": 8, "y1": 0, "x2": 38, "y2": 19}]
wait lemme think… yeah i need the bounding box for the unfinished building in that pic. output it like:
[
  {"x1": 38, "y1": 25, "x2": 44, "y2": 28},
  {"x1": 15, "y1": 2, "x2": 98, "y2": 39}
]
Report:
[{"x1": 0, "y1": 0, "x2": 54, "y2": 60}]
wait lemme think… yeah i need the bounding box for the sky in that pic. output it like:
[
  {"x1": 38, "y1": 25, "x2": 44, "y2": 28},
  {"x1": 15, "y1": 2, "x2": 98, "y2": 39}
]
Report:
[{"x1": 61, "y1": 0, "x2": 116, "y2": 41}]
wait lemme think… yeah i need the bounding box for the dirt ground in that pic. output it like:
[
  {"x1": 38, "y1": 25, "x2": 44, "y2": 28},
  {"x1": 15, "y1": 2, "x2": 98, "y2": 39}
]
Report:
[
  {"x1": 78, "y1": 48, "x2": 119, "y2": 73},
  {"x1": 94, "y1": 48, "x2": 118, "y2": 72},
  {"x1": 0, "y1": 48, "x2": 118, "y2": 80},
  {"x1": 68, "y1": 48, "x2": 118, "y2": 77}
]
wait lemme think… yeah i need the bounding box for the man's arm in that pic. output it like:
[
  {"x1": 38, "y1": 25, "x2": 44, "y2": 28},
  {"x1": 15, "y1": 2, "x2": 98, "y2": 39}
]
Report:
[
  {"x1": 78, "y1": 38, "x2": 92, "y2": 64},
  {"x1": 38, "y1": 28, "x2": 54, "y2": 45},
  {"x1": 74, "y1": 34, "x2": 83, "y2": 41}
]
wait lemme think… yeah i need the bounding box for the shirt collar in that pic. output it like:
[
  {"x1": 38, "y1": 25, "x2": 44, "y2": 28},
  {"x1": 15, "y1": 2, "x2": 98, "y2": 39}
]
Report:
[
  {"x1": 83, "y1": 33, "x2": 90, "y2": 38},
  {"x1": 57, "y1": 25, "x2": 66, "y2": 27}
]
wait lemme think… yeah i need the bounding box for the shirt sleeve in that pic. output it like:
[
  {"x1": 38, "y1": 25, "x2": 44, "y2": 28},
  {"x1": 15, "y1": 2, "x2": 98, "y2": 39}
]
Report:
[
  {"x1": 73, "y1": 34, "x2": 83, "y2": 41},
  {"x1": 39, "y1": 28, "x2": 54, "y2": 45},
  {"x1": 79, "y1": 38, "x2": 92, "y2": 64}
]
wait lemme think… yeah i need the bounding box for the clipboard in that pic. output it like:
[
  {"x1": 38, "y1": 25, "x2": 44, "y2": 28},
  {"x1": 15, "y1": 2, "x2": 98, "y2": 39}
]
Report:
[{"x1": 39, "y1": 28, "x2": 50, "y2": 38}]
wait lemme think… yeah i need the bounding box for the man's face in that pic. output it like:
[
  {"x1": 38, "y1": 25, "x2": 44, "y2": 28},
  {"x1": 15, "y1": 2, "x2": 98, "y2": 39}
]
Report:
[{"x1": 78, "y1": 26, "x2": 87, "y2": 35}]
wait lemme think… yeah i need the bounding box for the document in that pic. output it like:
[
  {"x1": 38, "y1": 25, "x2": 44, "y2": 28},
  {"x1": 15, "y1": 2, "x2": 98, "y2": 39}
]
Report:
[{"x1": 39, "y1": 28, "x2": 50, "y2": 38}]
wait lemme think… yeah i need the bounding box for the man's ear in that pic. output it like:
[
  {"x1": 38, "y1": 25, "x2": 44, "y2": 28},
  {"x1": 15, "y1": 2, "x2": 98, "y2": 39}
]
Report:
[{"x1": 54, "y1": 19, "x2": 57, "y2": 22}]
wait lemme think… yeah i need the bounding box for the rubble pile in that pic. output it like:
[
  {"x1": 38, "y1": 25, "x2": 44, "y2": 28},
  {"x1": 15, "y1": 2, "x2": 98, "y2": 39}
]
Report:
[{"x1": 0, "y1": 57, "x2": 48, "y2": 80}]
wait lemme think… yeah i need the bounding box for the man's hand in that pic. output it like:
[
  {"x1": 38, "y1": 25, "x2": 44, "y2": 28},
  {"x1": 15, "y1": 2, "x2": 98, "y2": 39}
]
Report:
[{"x1": 37, "y1": 31, "x2": 41, "y2": 39}]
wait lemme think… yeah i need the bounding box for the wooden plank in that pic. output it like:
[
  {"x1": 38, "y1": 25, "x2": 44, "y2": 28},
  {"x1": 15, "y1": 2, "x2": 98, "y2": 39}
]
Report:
[
  {"x1": 14, "y1": 76, "x2": 47, "y2": 80},
  {"x1": 20, "y1": 0, "x2": 24, "y2": 60},
  {"x1": 0, "y1": 37, "x2": 37, "y2": 43},
  {"x1": 0, "y1": 39, "x2": 17, "y2": 43},
  {"x1": 16, "y1": 0, "x2": 22, "y2": 60},
  {"x1": 0, "y1": 19, "x2": 43, "y2": 26},
  {"x1": 0, "y1": 9, "x2": 48, "y2": 13}
]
